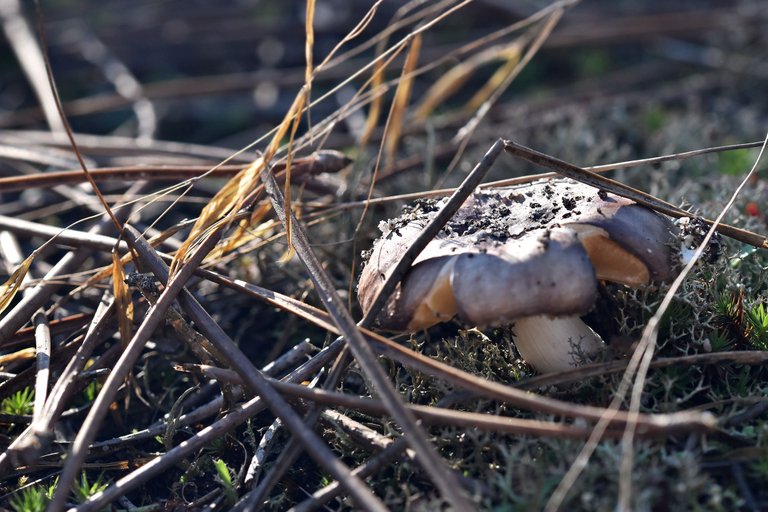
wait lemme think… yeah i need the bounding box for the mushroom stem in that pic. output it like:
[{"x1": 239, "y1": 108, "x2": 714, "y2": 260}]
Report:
[{"x1": 512, "y1": 315, "x2": 604, "y2": 373}]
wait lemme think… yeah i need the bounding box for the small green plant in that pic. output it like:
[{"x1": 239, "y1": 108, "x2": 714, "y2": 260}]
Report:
[
  {"x1": 642, "y1": 106, "x2": 667, "y2": 132},
  {"x1": 749, "y1": 453, "x2": 768, "y2": 481},
  {"x1": 708, "y1": 330, "x2": 733, "y2": 352},
  {"x1": 745, "y1": 302, "x2": 768, "y2": 350},
  {"x1": 213, "y1": 458, "x2": 237, "y2": 506},
  {"x1": 9, "y1": 487, "x2": 48, "y2": 512},
  {"x1": 712, "y1": 291, "x2": 746, "y2": 349},
  {"x1": 82, "y1": 379, "x2": 101, "y2": 402},
  {"x1": 72, "y1": 472, "x2": 109, "y2": 504},
  {"x1": 2, "y1": 387, "x2": 34, "y2": 416},
  {"x1": 8, "y1": 478, "x2": 56, "y2": 512}
]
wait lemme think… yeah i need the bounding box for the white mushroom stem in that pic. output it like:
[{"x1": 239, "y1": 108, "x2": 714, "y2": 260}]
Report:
[{"x1": 512, "y1": 315, "x2": 604, "y2": 374}]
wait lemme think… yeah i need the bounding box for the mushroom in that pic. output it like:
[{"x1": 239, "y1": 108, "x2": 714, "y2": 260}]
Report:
[{"x1": 358, "y1": 179, "x2": 678, "y2": 373}]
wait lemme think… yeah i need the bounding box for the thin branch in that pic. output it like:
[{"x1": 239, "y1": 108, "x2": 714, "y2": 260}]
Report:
[
  {"x1": 47, "y1": 226, "x2": 224, "y2": 511},
  {"x1": 516, "y1": 351, "x2": 768, "y2": 390},
  {"x1": 0, "y1": 220, "x2": 112, "y2": 341},
  {"x1": 120, "y1": 225, "x2": 387, "y2": 512},
  {"x1": 0, "y1": 0, "x2": 64, "y2": 132},
  {"x1": 30, "y1": 310, "x2": 49, "y2": 421},
  {"x1": 0, "y1": 296, "x2": 113, "y2": 477},
  {"x1": 260, "y1": 158, "x2": 476, "y2": 507},
  {"x1": 33, "y1": 0, "x2": 122, "y2": 232},
  {"x1": 75, "y1": 332, "x2": 350, "y2": 510},
  {"x1": 617, "y1": 131, "x2": 768, "y2": 510},
  {"x1": 312, "y1": 139, "x2": 768, "y2": 218},
  {"x1": 202, "y1": 269, "x2": 715, "y2": 431},
  {"x1": 503, "y1": 139, "x2": 768, "y2": 249}
]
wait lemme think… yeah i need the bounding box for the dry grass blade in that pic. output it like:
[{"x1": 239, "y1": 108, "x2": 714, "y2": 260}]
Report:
[
  {"x1": 32, "y1": 0, "x2": 123, "y2": 233},
  {"x1": 384, "y1": 33, "x2": 421, "y2": 165},
  {"x1": 207, "y1": 207, "x2": 276, "y2": 263},
  {"x1": 0, "y1": 347, "x2": 35, "y2": 365},
  {"x1": 360, "y1": 60, "x2": 386, "y2": 145},
  {"x1": 415, "y1": 41, "x2": 520, "y2": 120},
  {"x1": 170, "y1": 157, "x2": 266, "y2": 275},
  {"x1": 0, "y1": 0, "x2": 64, "y2": 132},
  {"x1": 304, "y1": 0, "x2": 315, "y2": 117},
  {"x1": 0, "y1": 253, "x2": 34, "y2": 316},
  {"x1": 245, "y1": 0, "x2": 475, "y2": 158},
  {"x1": 111, "y1": 250, "x2": 133, "y2": 346},
  {"x1": 349, "y1": 30, "x2": 429, "y2": 238},
  {"x1": 463, "y1": 42, "x2": 522, "y2": 113},
  {"x1": 453, "y1": 6, "x2": 566, "y2": 146},
  {"x1": 279, "y1": 0, "x2": 317, "y2": 258},
  {"x1": 171, "y1": 82, "x2": 311, "y2": 275},
  {"x1": 281, "y1": 91, "x2": 308, "y2": 260}
]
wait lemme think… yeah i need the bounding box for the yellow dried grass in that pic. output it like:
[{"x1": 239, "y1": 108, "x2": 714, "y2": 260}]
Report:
[
  {"x1": 414, "y1": 40, "x2": 522, "y2": 121},
  {"x1": 111, "y1": 250, "x2": 133, "y2": 347},
  {"x1": 384, "y1": 33, "x2": 422, "y2": 165},
  {"x1": 0, "y1": 254, "x2": 34, "y2": 318}
]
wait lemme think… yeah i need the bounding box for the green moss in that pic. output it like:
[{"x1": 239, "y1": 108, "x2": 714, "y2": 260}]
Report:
[{"x1": 718, "y1": 148, "x2": 758, "y2": 176}]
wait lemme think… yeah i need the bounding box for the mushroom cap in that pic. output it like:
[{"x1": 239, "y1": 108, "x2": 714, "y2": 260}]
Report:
[{"x1": 358, "y1": 179, "x2": 677, "y2": 331}]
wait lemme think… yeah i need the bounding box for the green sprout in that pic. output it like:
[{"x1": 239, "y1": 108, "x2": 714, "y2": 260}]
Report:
[
  {"x1": 9, "y1": 487, "x2": 48, "y2": 512},
  {"x1": 8, "y1": 478, "x2": 56, "y2": 512},
  {"x1": 745, "y1": 302, "x2": 768, "y2": 350},
  {"x1": 2, "y1": 387, "x2": 34, "y2": 416},
  {"x1": 82, "y1": 379, "x2": 102, "y2": 403},
  {"x1": 213, "y1": 458, "x2": 237, "y2": 506},
  {"x1": 72, "y1": 472, "x2": 109, "y2": 504}
]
